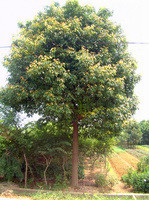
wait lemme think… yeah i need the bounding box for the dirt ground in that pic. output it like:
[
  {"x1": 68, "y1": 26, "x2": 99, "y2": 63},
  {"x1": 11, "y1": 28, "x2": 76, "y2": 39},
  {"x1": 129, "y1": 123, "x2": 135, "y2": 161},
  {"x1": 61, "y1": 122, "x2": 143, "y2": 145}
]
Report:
[{"x1": 68, "y1": 157, "x2": 133, "y2": 194}]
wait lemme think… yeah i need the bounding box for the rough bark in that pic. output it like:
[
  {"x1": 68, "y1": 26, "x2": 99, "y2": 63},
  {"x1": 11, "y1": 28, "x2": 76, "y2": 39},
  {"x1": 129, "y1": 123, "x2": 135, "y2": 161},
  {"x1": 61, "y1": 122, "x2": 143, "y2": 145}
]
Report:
[{"x1": 71, "y1": 121, "x2": 79, "y2": 188}]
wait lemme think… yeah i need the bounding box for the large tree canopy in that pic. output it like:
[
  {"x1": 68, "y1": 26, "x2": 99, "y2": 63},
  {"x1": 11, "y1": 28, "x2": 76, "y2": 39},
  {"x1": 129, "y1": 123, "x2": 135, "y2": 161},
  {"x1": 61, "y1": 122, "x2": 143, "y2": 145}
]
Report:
[{"x1": 0, "y1": 0, "x2": 139, "y2": 187}]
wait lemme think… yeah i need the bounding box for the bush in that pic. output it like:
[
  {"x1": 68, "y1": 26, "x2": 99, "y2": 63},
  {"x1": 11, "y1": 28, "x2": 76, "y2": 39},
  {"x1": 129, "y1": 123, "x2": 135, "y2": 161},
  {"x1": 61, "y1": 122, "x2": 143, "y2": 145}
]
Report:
[
  {"x1": 95, "y1": 173, "x2": 117, "y2": 188},
  {"x1": 65, "y1": 163, "x2": 85, "y2": 180},
  {"x1": 122, "y1": 157, "x2": 149, "y2": 193},
  {"x1": 107, "y1": 175, "x2": 118, "y2": 188},
  {"x1": 131, "y1": 172, "x2": 149, "y2": 193},
  {"x1": 0, "y1": 153, "x2": 23, "y2": 181},
  {"x1": 122, "y1": 168, "x2": 135, "y2": 186},
  {"x1": 53, "y1": 175, "x2": 69, "y2": 190},
  {"x1": 95, "y1": 173, "x2": 107, "y2": 187},
  {"x1": 137, "y1": 156, "x2": 149, "y2": 172}
]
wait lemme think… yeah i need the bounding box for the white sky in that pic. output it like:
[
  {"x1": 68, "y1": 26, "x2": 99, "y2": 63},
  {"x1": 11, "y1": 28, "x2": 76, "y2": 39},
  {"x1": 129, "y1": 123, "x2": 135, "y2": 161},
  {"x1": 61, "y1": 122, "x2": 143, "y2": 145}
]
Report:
[{"x1": 0, "y1": 0, "x2": 149, "y2": 122}]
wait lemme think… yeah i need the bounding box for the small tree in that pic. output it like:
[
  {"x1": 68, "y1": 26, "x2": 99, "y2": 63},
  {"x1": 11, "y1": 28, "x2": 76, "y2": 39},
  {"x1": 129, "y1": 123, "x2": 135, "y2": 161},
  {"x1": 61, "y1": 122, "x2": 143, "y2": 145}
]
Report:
[
  {"x1": 79, "y1": 136, "x2": 114, "y2": 171},
  {"x1": 0, "y1": 0, "x2": 139, "y2": 187}
]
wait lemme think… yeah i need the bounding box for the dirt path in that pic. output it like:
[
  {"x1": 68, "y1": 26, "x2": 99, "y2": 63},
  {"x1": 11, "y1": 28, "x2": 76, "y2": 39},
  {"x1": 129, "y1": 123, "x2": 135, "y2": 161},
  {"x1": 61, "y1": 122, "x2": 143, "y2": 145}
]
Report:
[{"x1": 69, "y1": 157, "x2": 133, "y2": 194}]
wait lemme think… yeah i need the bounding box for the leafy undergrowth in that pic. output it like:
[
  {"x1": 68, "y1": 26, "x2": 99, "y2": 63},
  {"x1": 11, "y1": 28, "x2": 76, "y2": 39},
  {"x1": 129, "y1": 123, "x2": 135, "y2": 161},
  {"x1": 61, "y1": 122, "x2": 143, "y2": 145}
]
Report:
[{"x1": 0, "y1": 147, "x2": 143, "y2": 195}]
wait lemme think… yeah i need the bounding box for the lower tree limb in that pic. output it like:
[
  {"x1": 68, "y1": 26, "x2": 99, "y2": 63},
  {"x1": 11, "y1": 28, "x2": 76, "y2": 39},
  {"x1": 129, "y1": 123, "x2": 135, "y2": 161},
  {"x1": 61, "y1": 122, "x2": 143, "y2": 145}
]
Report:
[
  {"x1": 44, "y1": 164, "x2": 49, "y2": 186},
  {"x1": 23, "y1": 153, "x2": 28, "y2": 188},
  {"x1": 62, "y1": 156, "x2": 66, "y2": 178},
  {"x1": 42, "y1": 154, "x2": 52, "y2": 186}
]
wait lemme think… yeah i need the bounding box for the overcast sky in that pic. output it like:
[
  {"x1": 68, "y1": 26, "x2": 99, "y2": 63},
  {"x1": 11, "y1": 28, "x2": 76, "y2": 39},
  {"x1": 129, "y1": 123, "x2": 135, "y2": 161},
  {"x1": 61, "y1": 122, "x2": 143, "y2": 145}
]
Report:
[{"x1": 0, "y1": 0, "x2": 149, "y2": 122}]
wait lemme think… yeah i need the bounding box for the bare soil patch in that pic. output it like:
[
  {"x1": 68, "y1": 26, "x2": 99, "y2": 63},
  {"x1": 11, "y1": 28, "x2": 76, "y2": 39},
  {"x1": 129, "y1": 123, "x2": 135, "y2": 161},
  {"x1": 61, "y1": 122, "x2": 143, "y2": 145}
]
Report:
[{"x1": 67, "y1": 157, "x2": 133, "y2": 194}]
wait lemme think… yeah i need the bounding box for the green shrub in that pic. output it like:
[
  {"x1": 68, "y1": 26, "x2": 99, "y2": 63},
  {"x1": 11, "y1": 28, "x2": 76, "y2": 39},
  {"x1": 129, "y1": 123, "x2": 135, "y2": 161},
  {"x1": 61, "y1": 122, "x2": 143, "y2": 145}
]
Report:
[
  {"x1": 137, "y1": 156, "x2": 149, "y2": 172},
  {"x1": 107, "y1": 175, "x2": 118, "y2": 187},
  {"x1": 78, "y1": 164, "x2": 85, "y2": 179},
  {"x1": 122, "y1": 160, "x2": 149, "y2": 193},
  {"x1": 0, "y1": 153, "x2": 23, "y2": 181},
  {"x1": 131, "y1": 172, "x2": 149, "y2": 193},
  {"x1": 65, "y1": 163, "x2": 85, "y2": 180},
  {"x1": 95, "y1": 173, "x2": 117, "y2": 188},
  {"x1": 122, "y1": 168, "x2": 135, "y2": 186},
  {"x1": 95, "y1": 173, "x2": 107, "y2": 187},
  {"x1": 53, "y1": 174, "x2": 69, "y2": 190}
]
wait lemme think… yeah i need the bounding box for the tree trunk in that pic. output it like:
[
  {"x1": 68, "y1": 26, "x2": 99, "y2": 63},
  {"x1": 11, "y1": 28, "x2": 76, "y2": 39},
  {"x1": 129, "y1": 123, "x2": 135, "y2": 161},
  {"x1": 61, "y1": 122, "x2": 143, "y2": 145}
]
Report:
[
  {"x1": 71, "y1": 121, "x2": 78, "y2": 188},
  {"x1": 62, "y1": 156, "x2": 66, "y2": 178},
  {"x1": 42, "y1": 154, "x2": 52, "y2": 187},
  {"x1": 24, "y1": 153, "x2": 28, "y2": 188}
]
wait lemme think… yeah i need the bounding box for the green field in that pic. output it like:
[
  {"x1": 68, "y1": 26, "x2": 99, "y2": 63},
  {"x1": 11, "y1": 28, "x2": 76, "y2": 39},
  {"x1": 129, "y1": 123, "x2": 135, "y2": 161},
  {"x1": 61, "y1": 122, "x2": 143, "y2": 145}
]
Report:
[
  {"x1": 136, "y1": 145, "x2": 149, "y2": 152},
  {"x1": 108, "y1": 146, "x2": 149, "y2": 178}
]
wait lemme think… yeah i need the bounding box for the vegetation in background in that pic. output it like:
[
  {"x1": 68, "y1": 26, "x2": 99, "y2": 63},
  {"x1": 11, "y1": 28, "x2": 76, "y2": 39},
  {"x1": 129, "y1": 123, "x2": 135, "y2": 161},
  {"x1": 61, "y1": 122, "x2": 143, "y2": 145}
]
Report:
[
  {"x1": 139, "y1": 120, "x2": 149, "y2": 145},
  {"x1": 126, "y1": 148, "x2": 149, "y2": 159},
  {"x1": 79, "y1": 136, "x2": 114, "y2": 170},
  {"x1": 117, "y1": 120, "x2": 142, "y2": 148}
]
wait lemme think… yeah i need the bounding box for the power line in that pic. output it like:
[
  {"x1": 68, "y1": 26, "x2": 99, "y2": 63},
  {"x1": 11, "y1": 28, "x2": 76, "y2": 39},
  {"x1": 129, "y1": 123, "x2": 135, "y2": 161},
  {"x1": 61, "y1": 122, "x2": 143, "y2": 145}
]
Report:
[
  {"x1": 0, "y1": 42, "x2": 149, "y2": 49},
  {"x1": 0, "y1": 46, "x2": 11, "y2": 49},
  {"x1": 128, "y1": 42, "x2": 149, "y2": 45}
]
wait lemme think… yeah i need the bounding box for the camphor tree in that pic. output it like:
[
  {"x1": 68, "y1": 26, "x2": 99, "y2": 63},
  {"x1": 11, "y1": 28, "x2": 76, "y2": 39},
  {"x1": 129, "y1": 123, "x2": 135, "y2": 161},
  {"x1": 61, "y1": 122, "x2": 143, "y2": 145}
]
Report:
[{"x1": 0, "y1": 0, "x2": 139, "y2": 187}]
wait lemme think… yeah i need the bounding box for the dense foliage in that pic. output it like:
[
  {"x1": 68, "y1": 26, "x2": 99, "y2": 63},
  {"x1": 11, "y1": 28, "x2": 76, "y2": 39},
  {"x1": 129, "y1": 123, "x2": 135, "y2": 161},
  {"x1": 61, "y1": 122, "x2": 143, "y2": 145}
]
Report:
[
  {"x1": 0, "y1": 120, "x2": 116, "y2": 188},
  {"x1": 0, "y1": 0, "x2": 139, "y2": 187},
  {"x1": 122, "y1": 156, "x2": 149, "y2": 193},
  {"x1": 0, "y1": 121, "x2": 70, "y2": 186}
]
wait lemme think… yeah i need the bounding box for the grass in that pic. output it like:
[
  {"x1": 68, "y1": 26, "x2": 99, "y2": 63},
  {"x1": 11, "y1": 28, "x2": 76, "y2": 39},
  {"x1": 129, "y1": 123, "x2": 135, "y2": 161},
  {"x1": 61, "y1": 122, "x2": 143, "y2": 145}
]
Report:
[
  {"x1": 112, "y1": 146, "x2": 126, "y2": 154},
  {"x1": 136, "y1": 145, "x2": 149, "y2": 152},
  {"x1": 126, "y1": 148, "x2": 149, "y2": 159},
  {"x1": 29, "y1": 192, "x2": 147, "y2": 200},
  {"x1": 8, "y1": 189, "x2": 149, "y2": 200},
  {"x1": 107, "y1": 159, "x2": 119, "y2": 179}
]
